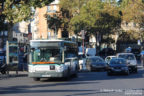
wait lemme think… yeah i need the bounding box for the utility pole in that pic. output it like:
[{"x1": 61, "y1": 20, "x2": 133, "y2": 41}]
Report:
[{"x1": 81, "y1": 30, "x2": 85, "y2": 54}]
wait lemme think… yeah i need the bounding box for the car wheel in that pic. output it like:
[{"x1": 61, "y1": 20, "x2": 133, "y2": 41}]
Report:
[
  {"x1": 107, "y1": 72, "x2": 112, "y2": 76},
  {"x1": 64, "y1": 69, "x2": 71, "y2": 81},
  {"x1": 1, "y1": 70, "x2": 6, "y2": 74},
  {"x1": 33, "y1": 78, "x2": 40, "y2": 81},
  {"x1": 125, "y1": 71, "x2": 130, "y2": 75},
  {"x1": 72, "y1": 73, "x2": 78, "y2": 78},
  {"x1": 134, "y1": 68, "x2": 138, "y2": 73}
]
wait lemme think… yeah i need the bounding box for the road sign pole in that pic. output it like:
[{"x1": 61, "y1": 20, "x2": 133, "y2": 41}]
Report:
[{"x1": 81, "y1": 30, "x2": 85, "y2": 55}]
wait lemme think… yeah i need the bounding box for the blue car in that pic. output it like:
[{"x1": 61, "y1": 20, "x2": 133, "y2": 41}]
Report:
[{"x1": 107, "y1": 58, "x2": 129, "y2": 76}]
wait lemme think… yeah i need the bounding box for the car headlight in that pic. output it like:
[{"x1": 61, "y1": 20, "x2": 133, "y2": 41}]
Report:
[{"x1": 109, "y1": 67, "x2": 114, "y2": 70}]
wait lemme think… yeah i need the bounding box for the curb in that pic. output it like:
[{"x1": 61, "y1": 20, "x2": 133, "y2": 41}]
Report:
[{"x1": 0, "y1": 71, "x2": 28, "y2": 79}]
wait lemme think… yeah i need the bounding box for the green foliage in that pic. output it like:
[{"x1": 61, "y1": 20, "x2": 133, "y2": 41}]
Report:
[
  {"x1": 0, "y1": 1, "x2": 7, "y2": 31},
  {"x1": 30, "y1": 0, "x2": 54, "y2": 8},
  {"x1": 59, "y1": 0, "x2": 88, "y2": 34},
  {"x1": 0, "y1": 14, "x2": 7, "y2": 30},
  {"x1": 70, "y1": 0, "x2": 121, "y2": 35},
  {"x1": 2, "y1": 0, "x2": 54, "y2": 40},
  {"x1": 3, "y1": 0, "x2": 54, "y2": 24},
  {"x1": 119, "y1": 0, "x2": 144, "y2": 42},
  {"x1": 121, "y1": 0, "x2": 144, "y2": 26},
  {"x1": 59, "y1": 0, "x2": 122, "y2": 46},
  {"x1": 47, "y1": 14, "x2": 62, "y2": 32}
]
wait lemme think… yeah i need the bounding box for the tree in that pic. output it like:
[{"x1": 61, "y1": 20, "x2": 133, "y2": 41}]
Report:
[
  {"x1": 47, "y1": 14, "x2": 62, "y2": 36},
  {"x1": 70, "y1": 0, "x2": 121, "y2": 48},
  {"x1": 120, "y1": 0, "x2": 144, "y2": 42},
  {"x1": 2, "y1": 0, "x2": 54, "y2": 40},
  {"x1": 59, "y1": 0, "x2": 87, "y2": 36}
]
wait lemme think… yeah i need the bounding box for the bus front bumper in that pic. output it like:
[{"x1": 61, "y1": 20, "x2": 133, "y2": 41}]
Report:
[{"x1": 28, "y1": 71, "x2": 67, "y2": 78}]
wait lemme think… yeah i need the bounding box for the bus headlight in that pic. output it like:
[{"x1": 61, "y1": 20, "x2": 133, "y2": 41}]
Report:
[
  {"x1": 56, "y1": 65, "x2": 65, "y2": 72},
  {"x1": 29, "y1": 66, "x2": 35, "y2": 73}
]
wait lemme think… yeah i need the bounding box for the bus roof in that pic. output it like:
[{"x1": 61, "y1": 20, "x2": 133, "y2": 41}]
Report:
[{"x1": 30, "y1": 39, "x2": 76, "y2": 44}]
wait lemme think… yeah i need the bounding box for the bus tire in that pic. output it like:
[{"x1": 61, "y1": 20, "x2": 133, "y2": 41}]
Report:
[
  {"x1": 72, "y1": 73, "x2": 78, "y2": 78},
  {"x1": 33, "y1": 78, "x2": 40, "y2": 81},
  {"x1": 134, "y1": 68, "x2": 138, "y2": 73},
  {"x1": 64, "y1": 69, "x2": 71, "y2": 81},
  {"x1": 1, "y1": 70, "x2": 6, "y2": 74}
]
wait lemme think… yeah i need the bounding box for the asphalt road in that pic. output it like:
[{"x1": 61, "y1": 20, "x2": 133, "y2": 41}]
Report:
[{"x1": 0, "y1": 68, "x2": 144, "y2": 96}]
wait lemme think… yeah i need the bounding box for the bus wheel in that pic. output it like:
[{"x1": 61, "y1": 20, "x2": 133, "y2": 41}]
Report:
[
  {"x1": 72, "y1": 73, "x2": 78, "y2": 78},
  {"x1": 64, "y1": 70, "x2": 71, "y2": 81},
  {"x1": 1, "y1": 70, "x2": 6, "y2": 74},
  {"x1": 33, "y1": 78, "x2": 40, "y2": 81}
]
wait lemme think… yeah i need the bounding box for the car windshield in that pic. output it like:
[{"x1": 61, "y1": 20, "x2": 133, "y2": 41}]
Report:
[
  {"x1": 110, "y1": 59, "x2": 126, "y2": 65},
  {"x1": 88, "y1": 57, "x2": 104, "y2": 63},
  {"x1": 118, "y1": 54, "x2": 135, "y2": 60},
  {"x1": 78, "y1": 55, "x2": 84, "y2": 60}
]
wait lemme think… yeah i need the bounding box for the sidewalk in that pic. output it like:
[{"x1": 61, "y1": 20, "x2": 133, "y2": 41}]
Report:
[
  {"x1": 0, "y1": 71, "x2": 28, "y2": 79},
  {"x1": 138, "y1": 65, "x2": 144, "y2": 69}
]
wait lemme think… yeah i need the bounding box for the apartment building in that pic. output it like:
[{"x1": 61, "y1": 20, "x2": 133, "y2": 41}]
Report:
[
  {"x1": 121, "y1": 21, "x2": 140, "y2": 32},
  {"x1": 12, "y1": 21, "x2": 29, "y2": 45},
  {"x1": 31, "y1": 0, "x2": 62, "y2": 40}
]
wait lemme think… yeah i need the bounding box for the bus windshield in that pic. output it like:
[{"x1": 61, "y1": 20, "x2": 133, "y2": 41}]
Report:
[{"x1": 31, "y1": 48, "x2": 62, "y2": 63}]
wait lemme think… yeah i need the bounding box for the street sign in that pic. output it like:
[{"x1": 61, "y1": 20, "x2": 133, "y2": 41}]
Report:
[
  {"x1": 81, "y1": 30, "x2": 85, "y2": 39},
  {"x1": 137, "y1": 40, "x2": 141, "y2": 45}
]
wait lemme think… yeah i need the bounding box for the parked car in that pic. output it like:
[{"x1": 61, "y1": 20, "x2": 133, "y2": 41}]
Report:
[
  {"x1": 105, "y1": 56, "x2": 117, "y2": 64},
  {"x1": 86, "y1": 56, "x2": 107, "y2": 71},
  {"x1": 116, "y1": 53, "x2": 137, "y2": 73},
  {"x1": 107, "y1": 58, "x2": 129, "y2": 76},
  {"x1": 0, "y1": 51, "x2": 5, "y2": 63}
]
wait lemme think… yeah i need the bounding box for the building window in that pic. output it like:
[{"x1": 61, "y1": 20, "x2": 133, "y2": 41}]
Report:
[
  {"x1": 4, "y1": 31, "x2": 8, "y2": 36},
  {"x1": 0, "y1": 31, "x2": 3, "y2": 36},
  {"x1": 47, "y1": 5, "x2": 56, "y2": 13},
  {"x1": 53, "y1": 5, "x2": 57, "y2": 11},
  {"x1": 47, "y1": 6, "x2": 51, "y2": 12}
]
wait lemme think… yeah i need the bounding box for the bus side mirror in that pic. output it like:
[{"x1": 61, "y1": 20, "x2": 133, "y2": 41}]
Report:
[{"x1": 31, "y1": 48, "x2": 35, "y2": 52}]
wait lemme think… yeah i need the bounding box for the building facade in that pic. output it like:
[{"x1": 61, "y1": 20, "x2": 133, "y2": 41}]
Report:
[
  {"x1": 12, "y1": 21, "x2": 29, "y2": 45},
  {"x1": 31, "y1": 0, "x2": 62, "y2": 40}
]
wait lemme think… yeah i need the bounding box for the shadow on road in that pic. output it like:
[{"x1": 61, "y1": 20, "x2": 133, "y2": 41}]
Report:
[
  {"x1": 76, "y1": 68, "x2": 144, "y2": 82},
  {"x1": 0, "y1": 69, "x2": 144, "y2": 95},
  {"x1": 0, "y1": 81, "x2": 100, "y2": 95}
]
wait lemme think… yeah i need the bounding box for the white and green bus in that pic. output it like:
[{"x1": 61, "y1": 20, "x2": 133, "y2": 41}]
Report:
[{"x1": 28, "y1": 40, "x2": 79, "y2": 81}]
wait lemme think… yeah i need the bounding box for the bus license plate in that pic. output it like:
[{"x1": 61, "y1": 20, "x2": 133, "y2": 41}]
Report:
[{"x1": 42, "y1": 75, "x2": 51, "y2": 77}]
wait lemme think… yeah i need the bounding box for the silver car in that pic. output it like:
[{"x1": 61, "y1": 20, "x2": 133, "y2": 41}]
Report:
[{"x1": 116, "y1": 53, "x2": 137, "y2": 73}]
